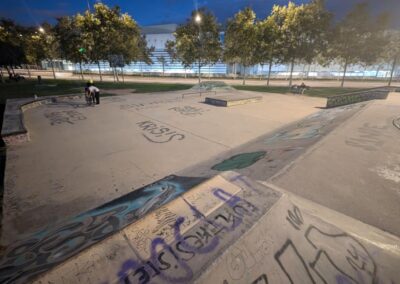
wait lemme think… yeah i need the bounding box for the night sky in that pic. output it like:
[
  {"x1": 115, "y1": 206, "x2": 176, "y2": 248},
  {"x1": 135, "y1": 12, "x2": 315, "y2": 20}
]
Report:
[{"x1": 0, "y1": 0, "x2": 399, "y2": 28}]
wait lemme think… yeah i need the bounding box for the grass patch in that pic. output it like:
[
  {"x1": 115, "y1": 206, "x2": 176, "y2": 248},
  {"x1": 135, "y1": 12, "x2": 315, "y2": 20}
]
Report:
[
  {"x1": 233, "y1": 85, "x2": 367, "y2": 98},
  {"x1": 97, "y1": 81, "x2": 193, "y2": 93},
  {"x1": 0, "y1": 79, "x2": 193, "y2": 105}
]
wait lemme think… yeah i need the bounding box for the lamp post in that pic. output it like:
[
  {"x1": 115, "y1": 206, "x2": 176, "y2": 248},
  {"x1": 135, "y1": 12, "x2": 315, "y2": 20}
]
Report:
[
  {"x1": 38, "y1": 27, "x2": 56, "y2": 79},
  {"x1": 195, "y1": 13, "x2": 202, "y2": 84}
]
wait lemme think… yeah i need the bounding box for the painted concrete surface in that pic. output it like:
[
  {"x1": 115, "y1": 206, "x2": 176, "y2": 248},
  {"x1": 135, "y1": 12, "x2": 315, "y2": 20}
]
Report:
[
  {"x1": 1, "y1": 89, "x2": 324, "y2": 244},
  {"x1": 273, "y1": 93, "x2": 400, "y2": 236},
  {"x1": 16, "y1": 172, "x2": 398, "y2": 284}
]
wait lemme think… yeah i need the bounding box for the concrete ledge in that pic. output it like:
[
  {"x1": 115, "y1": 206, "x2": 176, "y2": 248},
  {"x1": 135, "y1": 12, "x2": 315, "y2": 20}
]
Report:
[
  {"x1": 394, "y1": 117, "x2": 400, "y2": 130},
  {"x1": 326, "y1": 88, "x2": 389, "y2": 108},
  {"x1": 1, "y1": 94, "x2": 83, "y2": 146},
  {"x1": 205, "y1": 94, "x2": 262, "y2": 107}
]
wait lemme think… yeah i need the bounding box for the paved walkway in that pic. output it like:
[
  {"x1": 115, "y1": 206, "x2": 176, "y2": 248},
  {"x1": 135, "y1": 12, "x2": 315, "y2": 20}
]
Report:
[{"x1": 16, "y1": 69, "x2": 400, "y2": 88}]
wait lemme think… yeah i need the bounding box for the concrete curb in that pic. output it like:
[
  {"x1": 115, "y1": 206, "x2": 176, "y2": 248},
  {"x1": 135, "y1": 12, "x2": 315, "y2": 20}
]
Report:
[
  {"x1": 326, "y1": 87, "x2": 390, "y2": 108},
  {"x1": 1, "y1": 94, "x2": 83, "y2": 146},
  {"x1": 393, "y1": 117, "x2": 400, "y2": 130}
]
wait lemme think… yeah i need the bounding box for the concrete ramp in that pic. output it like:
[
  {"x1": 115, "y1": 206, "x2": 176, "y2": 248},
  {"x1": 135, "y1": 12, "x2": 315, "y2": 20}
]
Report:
[{"x1": 11, "y1": 172, "x2": 397, "y2": 284}]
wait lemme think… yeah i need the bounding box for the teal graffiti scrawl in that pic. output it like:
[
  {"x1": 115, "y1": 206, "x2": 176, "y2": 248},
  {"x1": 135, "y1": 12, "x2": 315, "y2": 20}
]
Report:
[{"x1": 211, "y1": 151, "x2": 266, "y2": 171}]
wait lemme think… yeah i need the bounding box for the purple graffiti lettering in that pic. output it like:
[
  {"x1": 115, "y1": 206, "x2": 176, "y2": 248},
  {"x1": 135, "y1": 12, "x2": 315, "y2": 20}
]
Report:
[
  {"x1": 150, "y1": 237, "x2": 193, "y2": 283},
  {"x1": 174, "y1": 217, "x2": 219, "y2": 254},
  {"x1": 117, "y1": 259, "x2": 141, "y2": 282},
  {"x1": 213, "y1": 188, "x2": 242, "y2": 207}
]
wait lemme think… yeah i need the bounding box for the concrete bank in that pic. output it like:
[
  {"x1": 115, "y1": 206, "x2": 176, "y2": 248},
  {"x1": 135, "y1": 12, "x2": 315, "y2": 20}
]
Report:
[{"x1": 2, "y1": 172, "x2": 395, "y2": 283}]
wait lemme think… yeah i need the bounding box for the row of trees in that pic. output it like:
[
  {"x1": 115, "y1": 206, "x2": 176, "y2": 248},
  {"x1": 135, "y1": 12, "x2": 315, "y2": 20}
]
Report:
[
  {"x1": 0, "y1": 3, "x2": 152, "y2": 82},
  {"x1": 167, "y1": 1, "x2": 400, "y2": 86},
  {"x1": 1, "y1": 1, "x2": 400, "y2": 86}
]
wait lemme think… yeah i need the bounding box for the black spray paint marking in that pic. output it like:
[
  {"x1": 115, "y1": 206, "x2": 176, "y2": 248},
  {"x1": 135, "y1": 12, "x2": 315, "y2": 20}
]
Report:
[
  {"x1": 44, "y1": 110, "x2": 86, "y2": 125},
  {"x1": 286, "y1": 205, "x2": 303, "y2": 230},
  {"x1": 137, "y1": 121, "x2": 185, "y2": 143},
  {"x1": 168, "y1": 106, "x2": 207, "y2": 116},
  {"x1": 275, "y1": 206, "x2": 377, "y2": 284}
]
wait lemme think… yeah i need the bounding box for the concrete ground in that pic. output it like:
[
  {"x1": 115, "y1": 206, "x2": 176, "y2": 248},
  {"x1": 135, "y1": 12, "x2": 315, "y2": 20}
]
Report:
[
  {"x1": 2, "y1": 89, "x2": 324, "y2": 243},
  {"x1": 273, "y1": 93, "x2": 400, "y2": 236}
]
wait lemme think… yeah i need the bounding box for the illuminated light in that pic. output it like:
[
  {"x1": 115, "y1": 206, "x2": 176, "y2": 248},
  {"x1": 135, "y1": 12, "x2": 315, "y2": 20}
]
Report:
[
  {"x1": 38, "y1": 27, "x2": 45, "y2": 33},
  {"x1": 195, "y1": 14, "x2": 201, "y2": 24}
]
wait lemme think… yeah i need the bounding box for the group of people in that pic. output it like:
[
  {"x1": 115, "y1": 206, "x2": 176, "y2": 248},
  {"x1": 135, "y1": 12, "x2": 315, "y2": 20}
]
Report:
[{"x1": 84, "y1": 80, "x2": 100, "y2": 105}]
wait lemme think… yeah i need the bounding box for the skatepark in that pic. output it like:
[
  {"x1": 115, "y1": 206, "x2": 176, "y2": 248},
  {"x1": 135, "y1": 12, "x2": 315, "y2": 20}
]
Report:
[{"x1": 0, "y1": 83, "x2": 399, "y2": 283}]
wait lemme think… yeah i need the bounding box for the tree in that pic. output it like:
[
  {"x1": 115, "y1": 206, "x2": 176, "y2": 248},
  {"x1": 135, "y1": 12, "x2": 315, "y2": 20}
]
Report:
[
  {"x1": 166, "y1": 9, "x2": 221, "y2": 83},
  {"x1": 256, "y1": 15, "x2": 280, "y2": 86},
  {"x1": 56, "y1": 3, "x2": 152, "y2": 81},
  {"x1": 380, "y1": 30, "x2": 400, "y2": 86},
  {"x1": 157, "y1": 55, "x2": 168, "y2": 76},
  {"x1": 34, "y1": 23, "x2": 59, "y2": 79},
  {"x1": 0, "y1": 19, "x2": 27, "y2": 80},
  {"x1": 55, "y1": 16, "x2": 89, "y2": 80},
  {"x1": 269, "y1": 1, "x2": 332, "y2": 87},
  {"x1": 327, "y1": 3, "x2": 388, "y2": 87},
  {"x1": 92, "y1": 4, "x2": 152, "y2": 80},
  {"x1": 224, "y1": 8, "x2": 258, "y2": 85}
]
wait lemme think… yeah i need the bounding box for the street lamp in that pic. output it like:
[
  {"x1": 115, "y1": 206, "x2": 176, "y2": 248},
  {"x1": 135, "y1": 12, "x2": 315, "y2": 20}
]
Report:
[
  {"x1": 38, "y1": 27, "x2": 45, "y2": 34},
  {"x1": 195, "y1": 13, "x2": 202, "y2": 83},
  {"x1": 195, "y1": 14, "x2": 201, "y2": 24}
]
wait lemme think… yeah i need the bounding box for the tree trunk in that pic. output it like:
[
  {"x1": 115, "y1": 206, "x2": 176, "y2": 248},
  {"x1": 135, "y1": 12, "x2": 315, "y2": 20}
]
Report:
[
  {"x1": 259, "y1": 64, "x2": 263, "y2": 80},
  {"x1": 306, "y1": 64, "x2": 311, "y2": 79},
  {"x1": 341, "y1": 59, "x2": 348, "y2": 87},
  {"x1": 97, "y1": 61, "x2": 103, "y2": 82},
  {"x1": 50, "y1": 59, "x2": 56, "y2": 79},
  {"x1": 26, "y1": 64, "x2": 31, "y2": 78},
  {"x1": 5, "y1": 66, "x2": 11, "y2": 78},
  {"x1": 242, "y1": 66, "x2": 246, "y2": 85},
  {"x1": 375, "y1": 65, "x2": 380, "y2": 78},
  {"x1": 112, "y1": 67, "x2": 116, "y2": 82},
  {"x1": 234, "y1": 63, "x2": 237, "y2": 80},
  {"x1": 115, "y1": 67, "x2": 120, "y2": 82},
  {"x1": 121, "y1": 67, "x2": 125, "y2": 83},
  {"x1": 267, "y1": 59, "x2": 273, "y2": 86},
  {"x1": 388, "y1": 57, "x2": 397, "y2": 86},
  {"x1": 0, "y1": 68, "x2": 4, "y2": 83},
  {"x1": 162, "y1": 63, "x2": 165, "y2": 76},
  {"x1": 198, "y1": 61, "x2": 201, "y2": 83},
  {"x1": 288, "y1": 59, "x2": 295, "y2": 87},
  {"x1": 79, "y1": 62, "x2": 84, "y2": 80}
]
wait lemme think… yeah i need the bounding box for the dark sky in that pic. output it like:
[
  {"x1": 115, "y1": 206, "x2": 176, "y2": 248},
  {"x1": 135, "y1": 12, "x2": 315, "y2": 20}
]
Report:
[{"x1": 0, "y1": 0, "x2": 399, "y2": 27}]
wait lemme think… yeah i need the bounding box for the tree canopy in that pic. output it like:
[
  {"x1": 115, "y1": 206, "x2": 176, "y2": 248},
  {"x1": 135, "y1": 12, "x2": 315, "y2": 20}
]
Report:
[
  {"x1": 327, "y1": 3, "x2": 389, "y2": 86},
  {"x1": 166, "y1": 9, "x2": 221, "y2": 82}
]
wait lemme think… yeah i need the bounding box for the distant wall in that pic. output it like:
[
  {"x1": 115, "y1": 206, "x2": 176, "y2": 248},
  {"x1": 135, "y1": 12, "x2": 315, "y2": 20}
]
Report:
[{"x1": 326, "y1": 89, "x2": 390, "y2": 108}]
